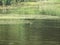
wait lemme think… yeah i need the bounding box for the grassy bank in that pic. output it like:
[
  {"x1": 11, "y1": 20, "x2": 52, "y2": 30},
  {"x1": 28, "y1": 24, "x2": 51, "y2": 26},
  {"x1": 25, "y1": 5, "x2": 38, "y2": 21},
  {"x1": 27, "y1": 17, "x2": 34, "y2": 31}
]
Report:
[{"x1": 0, "y1": 2, "x2": 60, "y2": 16}]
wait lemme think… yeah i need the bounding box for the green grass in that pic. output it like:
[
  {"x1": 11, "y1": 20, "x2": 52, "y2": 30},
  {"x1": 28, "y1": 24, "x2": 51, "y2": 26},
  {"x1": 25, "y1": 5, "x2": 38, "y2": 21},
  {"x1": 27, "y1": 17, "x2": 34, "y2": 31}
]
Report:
[
  {"x1": 39, "y1": 4, "x2": 60, "y2": 16},
  {"x1": 4, "y1": 6, "x2": 39, "y2": 14},
  {"x1": 0, "y1": 2, "x2": 60, "y2": 16}
]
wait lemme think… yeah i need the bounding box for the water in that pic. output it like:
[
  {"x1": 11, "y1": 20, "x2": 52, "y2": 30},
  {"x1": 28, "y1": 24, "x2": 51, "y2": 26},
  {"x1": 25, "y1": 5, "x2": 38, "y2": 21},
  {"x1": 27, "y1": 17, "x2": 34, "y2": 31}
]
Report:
[{"x1": 0, "y1": 19, "x2": 60, "y2": 45}]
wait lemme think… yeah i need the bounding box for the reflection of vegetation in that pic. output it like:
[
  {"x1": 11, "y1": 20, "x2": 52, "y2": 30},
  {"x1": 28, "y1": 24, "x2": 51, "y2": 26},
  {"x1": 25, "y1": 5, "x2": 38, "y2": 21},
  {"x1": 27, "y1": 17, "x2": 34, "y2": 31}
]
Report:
[
  {"x1": 0, "y1": 19, "x2": 60, "y2": 45},
  {"x1": 0, "y1": 24, "x2": 25, "y2": 45},
  {"x1": 24, "y1": 19, "x2": 60, "y2": 45}
]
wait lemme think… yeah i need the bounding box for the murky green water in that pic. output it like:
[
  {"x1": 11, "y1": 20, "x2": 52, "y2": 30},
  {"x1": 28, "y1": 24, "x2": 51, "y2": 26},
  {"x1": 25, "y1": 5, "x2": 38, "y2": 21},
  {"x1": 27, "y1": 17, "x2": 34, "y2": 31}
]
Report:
[{"x1": 0, "y1": 19, "x2": 60, "y2": 45}]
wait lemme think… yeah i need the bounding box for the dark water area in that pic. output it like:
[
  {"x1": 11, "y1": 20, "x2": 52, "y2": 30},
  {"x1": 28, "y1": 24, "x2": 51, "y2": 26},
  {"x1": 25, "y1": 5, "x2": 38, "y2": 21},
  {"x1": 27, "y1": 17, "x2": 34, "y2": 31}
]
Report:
[{"x1": 0, "y1": 19, "x2": 60, "y2": 45}]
